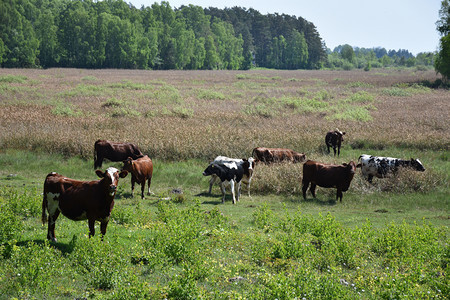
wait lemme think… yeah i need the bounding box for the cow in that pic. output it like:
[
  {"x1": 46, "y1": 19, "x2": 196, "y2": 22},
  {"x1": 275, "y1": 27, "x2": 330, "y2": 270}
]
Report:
[
  {"x1": 357, "y1": 154, "x2": 425, "y2": 183},
  {"x1": 325, "y1": 129, "x2": 346, "y2": 156},
  {"x1": 252, "y1": 147, "x2": 306, "y2": 164},
  {"x1": 202, "y1": 159, "x2": 251, "y2": 204},
  {"x1": 302, "y1": 160, "x2": 356, "y2": 202},
  {"x1": 94, "y1": 139, "x2": 143, "y2": 169},
  {"x1": 207, "y1": 156, "x2": 256, "y2": 197},
  {"x1": 41, "y1": 167, "x2": 128, "y2": 242},
  {"x1": 122, "y1": 155, "x2": 154, "y2": 199}
]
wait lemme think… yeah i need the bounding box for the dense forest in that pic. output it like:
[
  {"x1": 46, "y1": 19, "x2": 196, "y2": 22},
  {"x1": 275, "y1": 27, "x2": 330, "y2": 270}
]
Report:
[{"x1": 0, "y1": 0, "x2": 436, "y2": 70}]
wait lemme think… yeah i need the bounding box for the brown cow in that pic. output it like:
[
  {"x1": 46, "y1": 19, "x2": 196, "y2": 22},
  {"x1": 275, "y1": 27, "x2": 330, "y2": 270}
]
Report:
[
  {"x1": 42, "y1": 167, "x2": 128, "y2": 242},
  {"x1": 94, "y1": 139, "x2": 143, "y2": 169},
  {"x1": 325, "y1": 129, "x2": 346, "y2": 156},
  {"x1": 302, "y1": 160, "x2": 356, "y2": 202},
  {"x1": 122, "y1": 155, "x2": 154, "y2": 199},
  {"x1": 252, "y1": 147, "x2": 306, "y2": 164}
]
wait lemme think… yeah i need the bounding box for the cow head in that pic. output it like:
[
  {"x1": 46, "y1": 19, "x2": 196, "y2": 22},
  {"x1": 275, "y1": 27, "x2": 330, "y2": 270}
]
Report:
[
  {"x1": 343, "y1": 161, "x2": 357, "y2": 175},
  {"x1": 410, "y1": 158, "x2": 425, "y2": 172},
  {"x1": 335, "y1": 129, "x2": 346, "y2": 141},
  {"x1": 96, "y1": 167, "x2": 128, "y2": 196},
  {"x1": 122, "y1": 157, "x2": 134, "y2": 172},
  {"x1": 203, "y1": 164, "x2": 218, "y2": 177}
]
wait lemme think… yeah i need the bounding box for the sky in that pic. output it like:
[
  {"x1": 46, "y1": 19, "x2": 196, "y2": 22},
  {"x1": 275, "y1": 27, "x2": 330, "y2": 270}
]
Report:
[{"x1": 127, "y1": 0, "x2": 442, "y2": 55}]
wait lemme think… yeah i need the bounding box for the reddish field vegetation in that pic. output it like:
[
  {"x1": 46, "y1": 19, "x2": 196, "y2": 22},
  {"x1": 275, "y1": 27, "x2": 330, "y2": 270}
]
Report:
[{"x1": 0, "y1": 68, "x2": 447, "y2": 162}]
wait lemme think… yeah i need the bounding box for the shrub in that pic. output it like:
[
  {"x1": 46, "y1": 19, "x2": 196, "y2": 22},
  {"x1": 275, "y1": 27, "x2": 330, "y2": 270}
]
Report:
[
  {"x1": 0, "y1": 204, "x2": 23, "y2": 244},
  {"x1": 102, "y1": 97, "x2": 124, "y2": 107},
  {"x1": 52, "y1": 102, "x2": 81, "y2": 117},
  {"x1": 197, "y1": 88, "x2": 226, "y2": 100},
  {"x1": 72, "y1": 237, "x2": 126, "y2": 290},
  {"x1": 0, "y1": 75, "x2": 28, "y2": 83}
]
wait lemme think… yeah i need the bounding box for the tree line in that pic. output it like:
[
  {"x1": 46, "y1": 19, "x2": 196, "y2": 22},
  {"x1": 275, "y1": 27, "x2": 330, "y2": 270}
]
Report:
[
  {"x1": 327, "y1": 45, "x2": 435, "y2": 71},
  {"x1": 0, "y1": 0, "x2": 326, "y2": 70}
]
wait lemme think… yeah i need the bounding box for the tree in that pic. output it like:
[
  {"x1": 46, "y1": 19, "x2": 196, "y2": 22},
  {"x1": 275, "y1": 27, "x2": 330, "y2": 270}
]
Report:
[
  {"x1": 435, "y1": 34, "x2": 450, "y2": 81},
  {"x1": 435, "y1": 0, "x2": 450, "y2": 81},
  {"x1": 340, "y1": 44, "x2": 355, "y2": 63},
  {"x1": 436, "y1": 0, "x2": 450, "y2": 36}
]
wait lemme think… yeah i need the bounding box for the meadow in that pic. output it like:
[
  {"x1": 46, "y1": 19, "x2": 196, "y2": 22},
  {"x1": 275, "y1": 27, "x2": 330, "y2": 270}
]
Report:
[{"x1": 0, "y1": 68, "x2": 448, "y2": 299}]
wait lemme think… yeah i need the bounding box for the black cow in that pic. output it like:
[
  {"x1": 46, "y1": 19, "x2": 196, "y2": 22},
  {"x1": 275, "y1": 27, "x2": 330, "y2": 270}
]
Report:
[{"x1": 325, "y1": 129, "x2": 346, "y2": 156}]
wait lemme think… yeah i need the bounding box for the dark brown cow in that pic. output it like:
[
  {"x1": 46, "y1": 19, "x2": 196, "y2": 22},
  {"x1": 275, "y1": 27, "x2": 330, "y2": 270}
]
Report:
[
  {"x1": 94, "y1": 139, "x2": 143, "y2": 169},
  {"x1": 325, "y1": 129, "x2": 346, "y2": 156},
  {"x1": 302, "y1": 160, "x2": 356, "y2": 202},
  {"x1": 122, "y1": 155, "x2": 154, "y2": 199},
  {"x1": 42, "y1": 167, "x2": 128, "y2": 241},
  {"x1": 252, "y1": 147, "x2": 306, "y2": 164}
]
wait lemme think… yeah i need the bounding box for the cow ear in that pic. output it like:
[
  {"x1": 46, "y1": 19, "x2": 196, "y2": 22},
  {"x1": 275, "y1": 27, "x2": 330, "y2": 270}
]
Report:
[
  {"x1": 119, "y1": 170, "x2": 128, "y2": 178},
  {"x1": 95, "y1": 170, "x2": 105, "y2": 178},
  {"x1": 342, "y1": 163, "x2": 348, "y2": 166},
  {"x1": 356, "y1": 163, "x2": 362, "y2": 168}
]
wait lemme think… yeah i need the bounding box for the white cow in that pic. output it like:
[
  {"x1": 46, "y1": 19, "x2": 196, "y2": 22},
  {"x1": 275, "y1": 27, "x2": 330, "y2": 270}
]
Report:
[
  {"x1": 207, "y1": 156, "x2": 256, "y2": 197},
  {"x1": 357, "y1": 154, "x2": 425, "y2": 183}
]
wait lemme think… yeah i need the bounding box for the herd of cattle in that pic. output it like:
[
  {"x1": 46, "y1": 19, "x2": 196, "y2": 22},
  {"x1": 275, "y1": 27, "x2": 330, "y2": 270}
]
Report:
[{"x1": 41, "y1": 130, "x2": 426, "y2": 241}]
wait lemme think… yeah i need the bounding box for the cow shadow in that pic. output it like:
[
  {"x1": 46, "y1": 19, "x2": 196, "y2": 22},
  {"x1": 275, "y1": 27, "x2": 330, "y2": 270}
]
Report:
[
  {"x1": 13, "y1": 235, "x2": 78, "y2": 255},
  {"x1": 196, "y1": 192, "x2": 232, "y2": 205},
  {"x1": 286, "y1": 196, "x2": 338, "y2": 206}
]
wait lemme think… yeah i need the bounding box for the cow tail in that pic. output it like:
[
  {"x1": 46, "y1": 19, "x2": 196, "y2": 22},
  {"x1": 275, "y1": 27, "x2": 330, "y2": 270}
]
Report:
[{"x1": 41, "y1": 194, "x2": 48, "y2": 225}]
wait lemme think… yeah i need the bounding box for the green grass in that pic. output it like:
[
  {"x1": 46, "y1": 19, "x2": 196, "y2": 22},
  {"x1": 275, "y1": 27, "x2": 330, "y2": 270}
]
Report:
[{"x1": 0, "y1": 150, "x2": 448, "y2": 298}]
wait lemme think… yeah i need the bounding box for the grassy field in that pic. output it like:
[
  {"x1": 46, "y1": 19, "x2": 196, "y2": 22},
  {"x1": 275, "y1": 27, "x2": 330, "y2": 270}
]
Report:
[{"x1": 0, "y1": 68, "x2": 448, "y2": 299}]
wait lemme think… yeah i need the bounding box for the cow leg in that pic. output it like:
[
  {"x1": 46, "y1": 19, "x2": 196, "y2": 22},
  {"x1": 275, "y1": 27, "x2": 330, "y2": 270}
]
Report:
[
  {"x1": 47, "y1": 210, "x2": 60, "y2": 242},
  {"x1": 333, "y1": 146, "x2": 337, "y2": 156},
  {"x1": 230, "y1": 180, "x2": 236, "y2": 204},
  {"x1": 100, "y1": 220, "x2": 109, "y2": 240},
  {"x1": 302, "y1": 180, "x2": 309, "y2": 200},
  {"x1": 247, "y1": 181, "x2": 251, "y2": 197},
  {"x1": 336, "y1": 189, "x2": 343, "y2": 202},
  {"x1": 236, "y1": 181, "x2": 242, "y2": 203},
  {"x1": 209, "y1": 175, "x2": 217, "y2": 194},
  {"x1": 219, "y1": 182, "x2": 226, "y2": 203},
  {"x1": 368, "y1": 175, "x2": 373, "y2": 184},
  {"x1": 94, "y1": 157, "x2": 103, "y2": 169},
  {"x1": 310, "y1": 183, "x2": 317, "y2": 198},
  {"x1": 131, "y1": 177, "x2": 136, "y2": 197},
  {"x1": 147, "y1": 177, "x2": 153, "y2": 195},
  {"x1": 141, "y1": 182, "x2": 145, "y2": 199},
  {"x1": 337, "y1": 146, "x2": 341, "y2": 157},
  {"x1": 88, "y1": 218, "x2": 96, "y2": 238}
]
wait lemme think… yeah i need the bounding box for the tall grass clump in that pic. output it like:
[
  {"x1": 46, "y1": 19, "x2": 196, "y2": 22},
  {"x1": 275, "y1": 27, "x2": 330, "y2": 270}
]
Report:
[
  {"x1": 51, "y1": 102, "x2": 81, "y2": 117},
  {"x1": 0, "y1": 75, "x2": 28, "y2": 83},
  {"x1": 59, "y1": 84, "x2": 108, "y2": 98},
  {"x1": 197, "y1": 88, "x2": 226, "y2": 100},
  {"x1": 251, "y1": 163, "x2": 302, "y2": 195}
]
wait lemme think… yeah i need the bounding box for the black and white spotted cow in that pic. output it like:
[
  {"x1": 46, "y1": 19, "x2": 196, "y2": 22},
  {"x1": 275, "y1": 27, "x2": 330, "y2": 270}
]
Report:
[
  {"x1": 357, "y1": 154, "x2": 425, "y2": 183},
  {"x1": 203, "y1": 158, "x2": 251, "y2": 204},
  {"x1": 207, "y1": 156, "x2": 256, "y2": 197}
]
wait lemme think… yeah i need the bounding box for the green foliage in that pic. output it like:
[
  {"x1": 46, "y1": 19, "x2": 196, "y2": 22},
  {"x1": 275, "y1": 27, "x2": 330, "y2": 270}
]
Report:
[
  {"x1": 0, "y1": 75, "x2": 28, "y2": 83},
  {"x1": 0, "y1": 0, "x2": 327, "y2": 70},
  {"x1": 0, "y1": 203, "x2": 22, "y2": 244},
  {"x1": 73, "y1": 237, "x2": 127, "y2": 289},
  {"x1": 51, "y1": 102, "x2": 81, "y2": 117},
  {"x1": 196, "y1": 89, "x2": 226, "y2": 100},
  {"x1": 435, "y1": 34, "x2": 450, "y2": 82}
]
